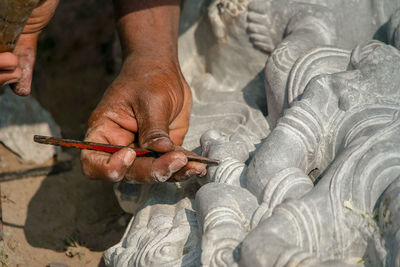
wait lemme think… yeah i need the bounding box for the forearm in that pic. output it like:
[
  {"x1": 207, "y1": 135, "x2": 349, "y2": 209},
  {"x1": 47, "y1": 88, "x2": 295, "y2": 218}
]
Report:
[{"x1": 113, "y1": 0, "x2": 181, "y2": 61}]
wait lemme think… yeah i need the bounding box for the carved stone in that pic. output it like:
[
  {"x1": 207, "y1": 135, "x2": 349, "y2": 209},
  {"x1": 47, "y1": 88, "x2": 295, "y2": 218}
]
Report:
[
  {"x1": 195, "y1": 41, "x2": 400, "y2": 267},
  {"x1": 241, "y1": 42, "x2": 400, "y2": 266},
  {"x1": 104, "y1": 180, "x2": 202, "y2": 266},
  {"x1": 106, "y1": 1, "x2": 400, "y2": 266},
  {"x1": 248, "y1": 0, "x2": 400, "y2": 123}
]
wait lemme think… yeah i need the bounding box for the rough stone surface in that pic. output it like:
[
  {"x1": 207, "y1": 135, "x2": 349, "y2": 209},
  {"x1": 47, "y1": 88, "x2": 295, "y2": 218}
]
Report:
[
  {"x1": 0, "y1": 87, "x2": 61, "y2": 165},
  {"x1": 239, "y1": 41, "x2": 400, "y2": 267},
  {"x1": 107, "y1": 0, "x2": 400, "y2": 266},
  {"x1": 104, "y1": 180, "x2": 202, "y2": 266},
  {"x1": 248, "y1": 0, "x2": 400, "y2": 124}
]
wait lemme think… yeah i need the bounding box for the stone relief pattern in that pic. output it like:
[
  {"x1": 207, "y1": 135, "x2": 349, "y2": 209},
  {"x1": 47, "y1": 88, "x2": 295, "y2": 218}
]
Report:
[
  {"x1": 106, "y1": 1, "x2": 400, "y2": 266},
  {"x1": 104, "y1": 196, "x2": 201, "y2": 266},
  {"x1": 379, "y1": 178, "x2": 400, "y2": 266},
  {"x1": 223, "y1": 44, "x2": 400, "y2": 266}
]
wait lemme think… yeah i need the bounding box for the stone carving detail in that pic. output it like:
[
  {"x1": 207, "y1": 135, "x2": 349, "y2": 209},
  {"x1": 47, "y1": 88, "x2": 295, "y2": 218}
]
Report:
[
  {"x1": 378, "y1": 178, "x2": 400, "y2": 266},
  {"x1": 247, "y1": 0, "x2": 400, "y2": 123},
  {"x1": 199, "y1": 42, "x2": 400, "y2": 266},
  {"x1": 104, "y1": 182, "x2": 201, "y2": 266},
  {"x1": 106, "y1": 1, "x2": 400, "y2": 266},
  {"x1": 196, "y1": 183, "x2": 257, "y2": 267}
]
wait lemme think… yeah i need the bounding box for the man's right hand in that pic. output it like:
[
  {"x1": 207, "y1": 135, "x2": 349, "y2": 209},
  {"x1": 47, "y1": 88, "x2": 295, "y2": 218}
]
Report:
[
  {"x1": 79, "y1": 0, "x2": 207, "y2": 183},
  {"x1": 0, "y1": 0, "x2": 58, "y2": 96},
  {"x1": 81, "y1": 55, "x2": 207, "y2": 183}
]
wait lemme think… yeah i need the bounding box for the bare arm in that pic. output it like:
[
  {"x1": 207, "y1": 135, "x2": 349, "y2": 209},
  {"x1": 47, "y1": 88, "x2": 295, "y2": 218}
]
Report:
[{"x1": 81, "y1": 0, "x2": 207, "y2": 183}]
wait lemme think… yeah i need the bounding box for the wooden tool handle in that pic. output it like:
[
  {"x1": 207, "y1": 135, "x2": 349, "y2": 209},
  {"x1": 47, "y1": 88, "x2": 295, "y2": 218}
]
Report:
[{"x1": 0, "y1": 0, "x2": 40, "y2": 52}]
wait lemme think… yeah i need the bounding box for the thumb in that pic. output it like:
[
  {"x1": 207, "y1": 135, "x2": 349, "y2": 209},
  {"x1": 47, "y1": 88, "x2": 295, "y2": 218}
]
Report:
[
  {"x1": 10, "y1": 33, "x2": 38, "y2": 96},
  {"x1": 136, "y1": 95, "x2": 175, "y2": 152}
]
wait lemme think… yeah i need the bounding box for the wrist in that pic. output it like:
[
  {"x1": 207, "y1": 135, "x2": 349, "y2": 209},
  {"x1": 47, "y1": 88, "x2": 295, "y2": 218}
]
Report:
[
  {"x1": 117, "y1": 27, "x2": 179, "y2": 62},
  {"x1": 121, "y1": 52, "x2": 182, "y2": 77},
  {"x1": 124, "y1": 50, "x2": 179, "y2": 66},
  {"x1": 114, "y1": 0, "x2": 181, "y2": 62}
]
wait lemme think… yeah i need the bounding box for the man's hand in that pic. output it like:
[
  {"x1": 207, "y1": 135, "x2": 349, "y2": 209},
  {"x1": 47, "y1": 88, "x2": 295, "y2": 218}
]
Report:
[
  {"x1": 80, "y1": 0, "x2": 206, "y2": 183},
  {"x1": 81, "y1": 56, "x2": 207, "y2": 183},
  {"x1": 0, "y1": 0, "x2": 58, "y2": 95}
]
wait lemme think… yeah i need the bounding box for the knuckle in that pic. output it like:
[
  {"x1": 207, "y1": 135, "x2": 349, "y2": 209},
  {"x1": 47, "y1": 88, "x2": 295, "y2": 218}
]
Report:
[
  {"x1": 80, "y1": 153, "x2": 98, "y2": 179},
  {"x1": 151, "y1": 169, "x2": 171, "y2": 183},
  {"x1": 107, "y1": 170, "x2": 123, "y2": 181},
  {"x1": 81, "y1": 164, "x2": 95, "y2": 179}
]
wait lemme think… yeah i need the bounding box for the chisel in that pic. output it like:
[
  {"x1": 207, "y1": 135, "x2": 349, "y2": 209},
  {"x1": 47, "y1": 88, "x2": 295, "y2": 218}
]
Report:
[{"x1": 33, "y1": 135, "x2": 220, "y2": 165}]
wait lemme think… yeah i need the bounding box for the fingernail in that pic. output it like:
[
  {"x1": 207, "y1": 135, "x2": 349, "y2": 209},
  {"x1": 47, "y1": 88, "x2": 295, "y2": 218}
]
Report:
[
  {"x1": 148, "y1": 136, "x2": 172, "y2": 145},
  {"x1": 123, "y1": 149, "x2": 136, "y2": 166},
  {"x1": 169, "y1": 158, "x2": 187, "y2": 172},
  {"x1": 2, "y1": 78, "x2": 19, "y2": 86},
  {"x1": 185, "y1": 169, "x2": 198, "y2": 177}
]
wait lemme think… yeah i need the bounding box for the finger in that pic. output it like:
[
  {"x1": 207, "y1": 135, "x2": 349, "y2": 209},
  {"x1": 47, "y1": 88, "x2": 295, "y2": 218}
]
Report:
[
  {"x1": 0, "y1": 68, "x2": 22, "y2": 86},
  {"x1": 11, "y1": 51, "x2": 35, "y2": 96},
  {"x1": 247, "y1": 12, "x2": 267, "y2": 25},
  {"x1": 0, "y1": 52, "x2": 19, "y2": 70},
  {"x1": 168, "y1": 160, "x2": 207, "y2": 182},
  {"x1": 125, "y1": 151, "x2": 188, "y2": 183},
  {"x1": 86, "y1": 119, "x2": 136, "y2": 148},
  {"x1": 81, "y1": 148, "x2": 136, "y2": 182},
  {"x1": 11, "y1": 34, "x2": 37, "y2": 96},
  {"x1": 247, "y1": 23, "x2": 267, "y2": 35},
  {"x1": 169, "y1": 148, "x2": 207, "y2": 181},
  {"x1": 247, "y1": 0, "x2": 269, "y2": 14},
  {"x1": 252, "y1": 40, "x2": 275, "y2": 53},
  {"x1": 135, "y1": 93, "x2": 175, "y2": 152}
]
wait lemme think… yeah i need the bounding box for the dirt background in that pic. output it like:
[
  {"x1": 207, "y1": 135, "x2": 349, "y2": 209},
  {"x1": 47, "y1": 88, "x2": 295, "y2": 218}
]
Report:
[
  {"x1": 1, "y1": 0, "x2": 130, "y2": 266},
  {"x1": 33, "y1": 0, "x2": 118, "y2": 140}
]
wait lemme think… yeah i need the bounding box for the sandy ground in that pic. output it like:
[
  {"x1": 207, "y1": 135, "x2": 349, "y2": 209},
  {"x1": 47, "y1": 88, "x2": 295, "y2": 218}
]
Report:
[
  {"x1": 0, "y1": 147, "x2": 130, "y2": 267},
  {"x1": 0, "y1": 1, "x2": 139, "y2": 266}
]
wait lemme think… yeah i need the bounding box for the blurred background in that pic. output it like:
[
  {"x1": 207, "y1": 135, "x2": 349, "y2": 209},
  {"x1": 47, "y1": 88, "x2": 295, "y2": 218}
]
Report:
[
  {"x1": 0, "y1": 1, "x2": 130, "y2": 266},
  {"x1": 33, "y1": 0, "x2": 117, "y2": 139}
]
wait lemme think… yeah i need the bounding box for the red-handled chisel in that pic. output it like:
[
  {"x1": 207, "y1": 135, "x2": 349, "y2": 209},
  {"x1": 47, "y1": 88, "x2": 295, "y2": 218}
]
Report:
[{"x1": 33, "y1": 135, "x2": 219, "y2": 165}]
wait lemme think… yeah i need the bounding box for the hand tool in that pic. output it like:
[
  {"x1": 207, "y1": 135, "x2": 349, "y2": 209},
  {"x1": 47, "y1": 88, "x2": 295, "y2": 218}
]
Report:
[{"x1": 34, "y1": 135, "x2": 220, "y2": 165}]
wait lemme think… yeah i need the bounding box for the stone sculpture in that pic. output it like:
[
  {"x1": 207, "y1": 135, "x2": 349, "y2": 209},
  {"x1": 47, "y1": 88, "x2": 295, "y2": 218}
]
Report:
[
  {"x1": 106, "y1": 0, "x2": 400, "y2": 266},
  {"x1": 248, "y1": 0, "x2": 400, "y2": 123},
  {"x1": 105, "y1": 184, "x2": 201, "y2": 266},
  {"x1": 198, "y1": 41, "x2": 400, "y2": 267}
]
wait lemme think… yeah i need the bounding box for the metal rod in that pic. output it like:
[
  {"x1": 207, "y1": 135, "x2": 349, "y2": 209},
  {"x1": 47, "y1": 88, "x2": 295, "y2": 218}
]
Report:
[{"x1": 34, "y1": 135, "x2": 220, "y2": 165}]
